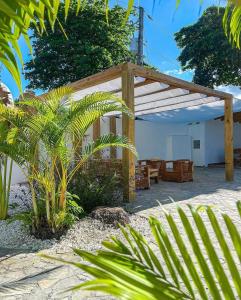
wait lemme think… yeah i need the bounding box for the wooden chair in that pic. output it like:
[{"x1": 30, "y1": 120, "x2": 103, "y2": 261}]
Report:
[
  {"x1": 135, "y1": 165, "x2": 150, "y2": 190},
  {"x1": 161, "y1": 160, "x2": 193, "y2": 183},
  {"x1": 234, "y1": 148, "x2": 241, "y2": 167},
  {"x1": 138, "y1": 159, "x2": 164, "y2": 183}
]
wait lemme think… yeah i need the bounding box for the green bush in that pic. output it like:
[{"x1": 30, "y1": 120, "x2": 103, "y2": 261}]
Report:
[
  {"x1": 69, "y1": 166, "x2": 123, "y2": 213},
  {"x1": 9, "y1": 192, "x2": 84, "y2": 239}
]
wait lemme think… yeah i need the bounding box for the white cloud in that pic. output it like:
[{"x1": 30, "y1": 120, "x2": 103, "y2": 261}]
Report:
[
  {"x1": 216, "y1": 85, "x2": 241, "y2": 99},
  {"x1": 164, "y1": 69, "x2": 185, "y2": 76}
]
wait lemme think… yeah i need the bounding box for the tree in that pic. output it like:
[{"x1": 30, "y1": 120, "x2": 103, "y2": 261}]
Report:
[
  {"x1": 175, "y1": 6, "x2": 241, "y2": 88},
  {"x1": 24, "y1": 2, "x2": 136, "y2": 90},
  {"x1": 0, "y1": 88, "x2": 136, "y2": 237},
  {"x1": 0, "y1": 1, "x2": 241, "y2": 92}
]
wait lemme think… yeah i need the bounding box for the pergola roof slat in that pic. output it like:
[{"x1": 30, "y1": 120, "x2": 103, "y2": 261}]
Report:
[
  {"x1": 135, "y1": 96, "x2": 221, "y2": 116},
  {"x1": 134, "y1": 88, "x2": 189, "y2": 106},
  {"x1": 135, "y1": 93, "x2": 207, "y2": 112}
]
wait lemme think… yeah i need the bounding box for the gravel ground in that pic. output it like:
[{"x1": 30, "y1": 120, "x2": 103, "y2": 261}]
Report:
[{"x1": 0, "y1": 184, "x2": 149, "y2": 253}]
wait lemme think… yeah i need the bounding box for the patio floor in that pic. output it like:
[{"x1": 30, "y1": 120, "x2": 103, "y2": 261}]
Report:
[
  {"x1": 128, "y1": 167, "x2": 241, "y2": 216},
  {"x1": 1, "y1": 167, "x2": 241, "y2": 299}
]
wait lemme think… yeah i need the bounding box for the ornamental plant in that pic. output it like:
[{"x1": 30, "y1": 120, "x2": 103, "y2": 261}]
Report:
[{"x1": 0, "y1": 87, "x2": 136, "y2": 237}]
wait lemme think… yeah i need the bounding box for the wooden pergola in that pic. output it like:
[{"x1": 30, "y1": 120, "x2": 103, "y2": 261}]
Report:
[{"x1": 68, "y1": 62, "x2": 234, "y2": 202}]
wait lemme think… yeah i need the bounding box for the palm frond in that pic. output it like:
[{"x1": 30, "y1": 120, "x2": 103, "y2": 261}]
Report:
[
  {"x1": 43, "y1": 202, "x2": 241, "y2": 300},
  {"x1": 223, "y1": 1, "x2": 241, "y2": 48},
  {"x1": 68, "y1": 134, "x2": 137, "y2": 181}
]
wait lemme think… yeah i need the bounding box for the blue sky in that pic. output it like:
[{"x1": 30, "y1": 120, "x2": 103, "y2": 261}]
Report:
[{"x1": 0, "y1": 0, "x2": 237, "y2": 100}]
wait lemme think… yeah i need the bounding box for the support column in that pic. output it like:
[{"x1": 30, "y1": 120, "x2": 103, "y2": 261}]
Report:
[
  {"x1": 93, "y1": 118, "x2": 101, "y2": 158},
  {"x1": 110, "y1": 116, "x2": 117, "y2": 159},
  {"x1": 224, "y1": 97, "x2": 234, "y2": 181},
  {"x1": 122, "y1": 64, "x2": 135, "y2": 202}
]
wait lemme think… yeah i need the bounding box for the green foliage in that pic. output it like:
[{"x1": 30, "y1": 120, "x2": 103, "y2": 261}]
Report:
[
  {"x1": 44, "y1": 202, "x2": 241, "y2": 299},
  {"x1": 0, "y1": 114, "x2": 13, "y2": 220},
  {"x1": 175, "y1": 6, "x2": 241, "y2": 88},
  {"x1": 69, "y1": 166, "x2": 122, "y2": 213},
  {"x1": 0, "y1": 1, "x2": 241, "y2": 91},
  {"x1": 24, "y1": 2, "x2": 136, "y2": 90},
  {"x1": 0, "y1": 87, "x2": 136, "y2": 237},
  {"x1": 8, "y1": 194, "x2": 84, "y2": 238}
]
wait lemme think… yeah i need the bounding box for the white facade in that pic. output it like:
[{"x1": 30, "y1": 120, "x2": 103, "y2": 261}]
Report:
[{"x1": 8, "y1": 117, "x2": 241, "y2": 184}]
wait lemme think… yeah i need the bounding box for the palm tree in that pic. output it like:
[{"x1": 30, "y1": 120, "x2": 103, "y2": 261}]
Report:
[
  {"x1": 0, "y1": 1, "x2": 240, "y2": 92},
  {"x1": 43, "y1": 202, "x2": 241, "y2": 299},
  {"x1": 0, "y1": 87, "x2": 136, "y2": 234},
  {"x1": 0, "y1": 120, "x2": 13, "y2": 220}
]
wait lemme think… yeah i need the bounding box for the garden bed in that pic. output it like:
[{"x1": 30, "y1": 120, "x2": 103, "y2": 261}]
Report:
[{"x1": 0, "y1": 184, "x2": 147, "y2": 253}]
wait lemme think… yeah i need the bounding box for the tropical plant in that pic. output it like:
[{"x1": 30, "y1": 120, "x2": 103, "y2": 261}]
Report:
[
  {"x1": 0, "y1": 87, "x2": 136, "y2": 237},
  {"x1": 0, "y1": 110, "x2": 13, "y2": 220},
  {"x1": 43, "y1": 202, "x2": 241, "y2": 299},
  {"x1": 175, "y1": 6, "x2": 241, "y2": 88},
  {"x1": 24, "y1": 1, "x2": 136, "y2": 90},
  {"x1": 0, "y1": 1, "x2": 241, "y2": 92},
  {"x1": 0, "y1": 154, "x2": 13, "y2": 220}
]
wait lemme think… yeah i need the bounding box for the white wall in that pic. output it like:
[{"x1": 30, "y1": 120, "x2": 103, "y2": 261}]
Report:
[
  {"x1": 205, "y1": 119, "x2": 241, "y2": 165},
  {"x1": 100, "y1": 117, "x2": 189, "y2": 161},
  {"x1": 11, "y1": 162, "x2": 26, "y2": 184},
  {"x1": 188, "y1": 122, "x2": 206, "y2": 166},
  {"x1": 1, "y1": 160, "x2": 26, "y2": 185},
  {"x1": 11, "y1": 116, "x2": 241, "y2": 184}
]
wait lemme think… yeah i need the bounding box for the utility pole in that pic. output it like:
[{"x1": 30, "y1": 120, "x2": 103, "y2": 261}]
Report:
[{"x1": 137, "y1": 6, "x2": 144, "y2": 65}]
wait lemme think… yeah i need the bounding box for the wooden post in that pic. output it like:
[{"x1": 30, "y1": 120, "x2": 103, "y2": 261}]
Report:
[
  {"x1": 224, "y1": 97, "x2": 234, "y2": 181},
  {"x1": 93, "y1": 118, "x2": 101, "y2": 158},
  {"x1": 122, "y1": 64, "x2": 136, "y2": 202},
  {"x1": 110, "y1": 116, "x2": 117, "y2": 159}
]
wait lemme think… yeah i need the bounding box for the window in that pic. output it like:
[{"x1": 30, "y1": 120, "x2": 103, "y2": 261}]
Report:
[{"x1": 193, "y1": 140, "x2": 200, "y2": 149}]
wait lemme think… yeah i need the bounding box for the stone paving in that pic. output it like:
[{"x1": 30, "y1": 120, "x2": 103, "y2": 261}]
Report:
[{"x1": 1, "y1": 167, "x2": 241, "y2": 299}]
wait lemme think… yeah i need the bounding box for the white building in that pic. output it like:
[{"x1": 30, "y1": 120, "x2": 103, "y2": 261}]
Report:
[{"x1": 2, "y1": 75, "x2": 241, "y2": 184}]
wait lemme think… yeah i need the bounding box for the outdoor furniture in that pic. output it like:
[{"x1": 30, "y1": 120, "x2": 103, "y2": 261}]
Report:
[
  {"x1": 234, "y1": 148, "x2": 241, "y2": 167},
  {"x1": 161, "y1": 160, "x2": 193, "y2": 183},
  {"x1": 138, "y1": 159, "x2": 164, "y2": 183},
  {"x1": 135, "y1": 165, "x2": 150, "y2": 190}
]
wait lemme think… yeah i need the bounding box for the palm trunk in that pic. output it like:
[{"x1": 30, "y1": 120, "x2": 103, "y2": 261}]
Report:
[
  {"x1": 29, "y1": 180, "x2": 39, "y2": 229},
  {"x1": 0, "y1": 157, "x2": 13, "y2": 220}
]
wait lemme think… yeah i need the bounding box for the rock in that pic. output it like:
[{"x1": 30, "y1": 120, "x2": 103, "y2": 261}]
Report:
[{"x1": 90, "y1": 207, "x2": 130, "y2": 227}]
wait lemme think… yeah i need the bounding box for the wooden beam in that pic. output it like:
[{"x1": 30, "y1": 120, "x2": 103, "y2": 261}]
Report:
[
  {"x1": 109, "y1": 116, "x2": 117, "y2": 159},
  {"x1": 122, "y1": 64, "x2": 136, "y2": 202},
  {"x1": 66, "y1": 65, "x2": 122, "y2": 92},
  {"x1": 224, "y1": 97, "x2": 234, "y2": 181},
  {"x1": 93, "y1": 118, "x2": 101, "y2": 158},
  {"x1": 128, "y1": 63, "x2": 232, "y2": 99}
]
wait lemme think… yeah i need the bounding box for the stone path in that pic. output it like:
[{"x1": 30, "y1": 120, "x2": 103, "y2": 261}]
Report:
[{"x1": 1, "y1": 167, "x2": 241, "y2": 299}]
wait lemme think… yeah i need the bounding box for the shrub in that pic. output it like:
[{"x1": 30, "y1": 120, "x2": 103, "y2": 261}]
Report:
[
  {"x1": 9, "y1": 192, "x2": 84, "y2": 240},
  {"x1": 69, "y1": 160, "x2": 123, "y2": 213}
]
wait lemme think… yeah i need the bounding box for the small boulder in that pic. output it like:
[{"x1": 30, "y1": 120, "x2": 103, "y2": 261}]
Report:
[{"x1": 90, "y1": 207, "x2": 130, "y2": 227}]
